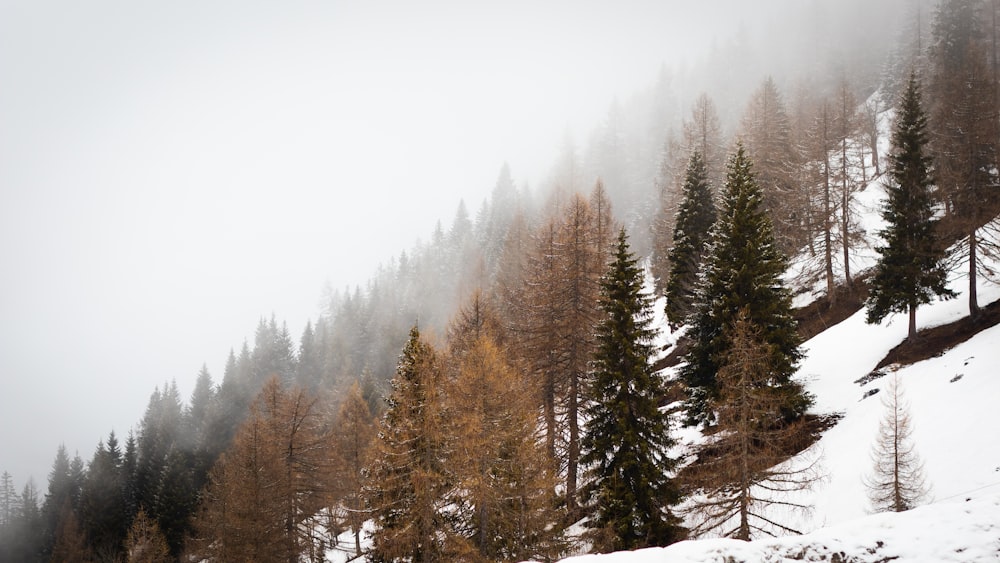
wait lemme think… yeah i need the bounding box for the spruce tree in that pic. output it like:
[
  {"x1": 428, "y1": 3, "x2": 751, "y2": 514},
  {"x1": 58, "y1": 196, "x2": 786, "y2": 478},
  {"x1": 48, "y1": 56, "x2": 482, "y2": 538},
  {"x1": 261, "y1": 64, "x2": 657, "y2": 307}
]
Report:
[
  {"x1": 681, "y1": 144, "x2": 808, "y2": 426},
  {"x1": 866, "y1": 72, "x2": 954, "y2": 340},
  {"x1": 581, "y1": 228, "x2": 684, "y2": 551},
  {"x1": 665, "y1": 151, "x2": 717, "y2": 327}
]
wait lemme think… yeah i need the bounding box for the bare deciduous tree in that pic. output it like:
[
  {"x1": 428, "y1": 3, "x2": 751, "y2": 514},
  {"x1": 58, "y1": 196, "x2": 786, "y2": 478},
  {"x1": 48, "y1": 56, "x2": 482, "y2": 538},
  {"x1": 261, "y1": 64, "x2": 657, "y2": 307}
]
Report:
[
  {"x1": 685, "y1": 311, "x2": 822, "y2": 540},
  {"x1": 863, "y1": 374, "x2": 929, "y2": 513}
]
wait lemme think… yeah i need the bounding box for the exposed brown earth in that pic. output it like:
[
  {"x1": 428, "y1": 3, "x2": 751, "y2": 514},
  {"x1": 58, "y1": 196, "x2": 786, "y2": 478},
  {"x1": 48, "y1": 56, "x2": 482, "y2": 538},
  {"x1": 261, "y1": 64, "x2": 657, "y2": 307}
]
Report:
[{"x1": 873, "y1": 296, "x2": 1000, "y2": 370}]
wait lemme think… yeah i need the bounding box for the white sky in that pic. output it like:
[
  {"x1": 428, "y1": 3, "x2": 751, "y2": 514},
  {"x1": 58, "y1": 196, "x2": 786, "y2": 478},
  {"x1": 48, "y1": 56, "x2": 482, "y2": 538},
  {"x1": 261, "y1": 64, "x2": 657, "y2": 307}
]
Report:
[{"x1": 0, "y1": 1, "x2": 748, "y2": 485}]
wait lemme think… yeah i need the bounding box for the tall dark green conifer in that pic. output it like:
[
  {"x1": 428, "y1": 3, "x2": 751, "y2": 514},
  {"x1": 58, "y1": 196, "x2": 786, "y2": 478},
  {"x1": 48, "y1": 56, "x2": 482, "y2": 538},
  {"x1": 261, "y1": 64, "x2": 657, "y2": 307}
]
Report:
[
  {"x1": 665, "y1": 151, "x2": 717, "y2": 327},
  {"x1": 866, "y1": 72, "x2": 954, "y2": 340},
  {"x1": 581, "y1": 228, "x2": 684, "y2": 551},
  {"x1": 681, "y1": 144, "x2": 808, "y2": 426}
]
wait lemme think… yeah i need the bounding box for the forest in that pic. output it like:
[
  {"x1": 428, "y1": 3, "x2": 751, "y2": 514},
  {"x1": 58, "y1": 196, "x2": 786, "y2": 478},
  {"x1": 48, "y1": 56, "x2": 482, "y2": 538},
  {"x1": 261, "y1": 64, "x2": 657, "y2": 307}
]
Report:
[{"x1": 3, "y1": 0, "x2": 1000, "y2": 561}]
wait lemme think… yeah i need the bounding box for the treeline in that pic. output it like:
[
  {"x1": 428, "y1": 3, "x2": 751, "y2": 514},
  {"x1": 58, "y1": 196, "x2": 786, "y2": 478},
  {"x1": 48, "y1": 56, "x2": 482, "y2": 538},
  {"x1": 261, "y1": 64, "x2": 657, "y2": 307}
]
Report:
[{"x1": 3, "y1": 0, "x2": 999, "y2": 561}]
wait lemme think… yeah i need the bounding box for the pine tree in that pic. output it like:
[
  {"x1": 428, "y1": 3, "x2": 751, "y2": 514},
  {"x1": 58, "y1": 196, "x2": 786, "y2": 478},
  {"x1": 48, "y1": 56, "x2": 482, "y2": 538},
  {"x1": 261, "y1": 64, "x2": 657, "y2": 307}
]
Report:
[
  {"x1": 664, "y1": 151, "x2": 717, "y2": 327},
  {"x1": 581, "y1": 228, "x2": 684, "y2": 551},
  {"x1": 866, "y1": 72, "x2": 954, "y2": 340},
  {"x1": 864, "y1": 374, "x2": 929, "y2": 513},
  {"x1": 681, "y1": 144, "x2": 808, "y2": 426}
]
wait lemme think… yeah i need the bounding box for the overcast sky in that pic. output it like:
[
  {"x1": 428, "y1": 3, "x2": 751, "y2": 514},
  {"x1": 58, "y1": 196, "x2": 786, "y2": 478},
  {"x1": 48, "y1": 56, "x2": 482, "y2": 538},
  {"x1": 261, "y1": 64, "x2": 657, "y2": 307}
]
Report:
[{"x1": 0, "y1": 1, "x2": 758, "y2": 485}]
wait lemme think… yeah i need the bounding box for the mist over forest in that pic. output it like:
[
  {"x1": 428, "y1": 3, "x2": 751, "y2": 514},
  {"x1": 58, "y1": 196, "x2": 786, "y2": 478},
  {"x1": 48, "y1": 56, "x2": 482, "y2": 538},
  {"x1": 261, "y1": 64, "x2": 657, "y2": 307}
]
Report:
[{"x1": 8, "y1": 0, "x2": 999, "y2": 561}]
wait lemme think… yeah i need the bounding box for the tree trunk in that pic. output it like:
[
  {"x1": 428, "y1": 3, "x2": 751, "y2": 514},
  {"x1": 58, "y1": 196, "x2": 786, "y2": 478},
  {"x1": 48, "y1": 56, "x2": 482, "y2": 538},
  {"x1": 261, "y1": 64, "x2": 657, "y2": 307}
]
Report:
[
  {"x1": 544, "y1": 371, "x2": 556, "y2": 476},
  {"x1": 969, "y1": 229, "x2": 980, "y2": 320},
  {"x1": 567, "y1": 371, "x2": 579, "y2": 513},
  {"x1": 824, "y1": 155, "x2": 835, "y2": 298},
  {"x1": 841, "y1": 123, "x2": 852, "y2": 289},
  {"x1": 908, "y1": 304, "x2": 917, "y2": 341}
]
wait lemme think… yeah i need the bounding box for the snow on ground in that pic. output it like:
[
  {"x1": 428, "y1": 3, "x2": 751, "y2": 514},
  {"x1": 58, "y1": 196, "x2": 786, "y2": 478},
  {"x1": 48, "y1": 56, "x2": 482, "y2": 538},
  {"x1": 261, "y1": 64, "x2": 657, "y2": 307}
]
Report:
[
  {"x1": 579, "y1": 101, "x2": 1000, "y2": 561},
  {"x1": 562, "y1": 222, "x2": 1000, "y2": 561},
  {"x1": 327, "y1": 101, "x2": 1000, "y2": 562},
  {"x1": 556, "y1": 493, "x2": 1000, "y2": 562}
]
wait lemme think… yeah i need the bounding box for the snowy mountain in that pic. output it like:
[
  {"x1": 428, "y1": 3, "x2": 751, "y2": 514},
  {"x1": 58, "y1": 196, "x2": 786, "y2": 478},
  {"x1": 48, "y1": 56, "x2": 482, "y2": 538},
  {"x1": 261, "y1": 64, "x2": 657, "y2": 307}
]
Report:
[{"x1": 551, "y1": 103, "x2": 1000, "y2": 561}]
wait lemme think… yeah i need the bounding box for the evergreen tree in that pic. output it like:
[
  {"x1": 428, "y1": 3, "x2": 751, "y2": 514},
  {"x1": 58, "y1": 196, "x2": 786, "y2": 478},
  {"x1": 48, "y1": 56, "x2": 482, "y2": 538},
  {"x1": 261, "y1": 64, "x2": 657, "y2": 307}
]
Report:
[
  {"x1": 78, "y1": 434, "x2": 127, "y2": 561},
  {"x1": 10, "y1": 480, "x2": 43, "y2": 563},
  {"x1": 41, "y1": 445, "x2": 79, "y2": 560},
  {"x1": 581, "y1": 228, "x2": 684, "y2": 551},
  {"x1": 184, "y1": 365, "x2": 215, "y2": 454},
  {"x1": 664, "y1": 151, "x2": 717, "y2": 327},
  {"x1": 866, "y1": 73, "x2": 954, "y2": 340},
  {"x1": 681, "y1": 144, "x2": 808, "y2": 426}
]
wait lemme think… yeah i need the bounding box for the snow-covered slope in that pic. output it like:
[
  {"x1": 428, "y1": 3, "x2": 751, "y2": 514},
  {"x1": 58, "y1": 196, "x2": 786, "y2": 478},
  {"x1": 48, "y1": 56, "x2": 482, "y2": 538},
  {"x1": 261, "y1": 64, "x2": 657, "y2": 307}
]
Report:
[
  {"x1": 598, "y1": 273, "x2": 1000, "y2": 562},
  {"x1": 557, "y1": 493, "x2": 1000, "y2": 562},
  {"x1": 565, "y1": 100, "x2": 1000, "y2": 561}
]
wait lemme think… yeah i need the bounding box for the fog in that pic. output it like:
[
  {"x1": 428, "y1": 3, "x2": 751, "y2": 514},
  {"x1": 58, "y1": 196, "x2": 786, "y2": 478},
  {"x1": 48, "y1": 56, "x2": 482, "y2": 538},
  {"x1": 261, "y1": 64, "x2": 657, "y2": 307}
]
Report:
[{"x1": 0, "y1": 0, "x2": 900, "y2": 486}]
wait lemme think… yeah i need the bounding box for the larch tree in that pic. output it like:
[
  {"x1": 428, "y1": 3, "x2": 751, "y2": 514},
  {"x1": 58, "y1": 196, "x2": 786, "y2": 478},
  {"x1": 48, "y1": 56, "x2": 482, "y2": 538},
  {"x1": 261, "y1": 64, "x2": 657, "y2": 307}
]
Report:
[
  {"x1": 124, "y1": 509, "x2": 171, "y2": 563},
  {"x1": 554, "y1": 193, "x2": 604, "y2": 514},
  {"x1": 49, "y1": 500, "x2": 91, "y2": 563},
  {"x1": 521, "y1": 218, "x2": 565, "y2": 482},
  {"x1": 664, "y1": 151, "x2": 717, "y2": 327},
  {"x1": 517, "y1": 189, "x2": 612, "y2": 515},
  {"x1": 651, "y1": 94, "x2": 723, "y2": 297},
  {"x1": 863, "y1": 374, "x2": 929, "y2": 513},
  {"x1": 581, "y1": 228, "x2": 685, "y2": 552},
  {"x1": 808, "y1": 98, "x2": 838, "y2": 296},
  {"x1": 683, "y1": 93, "x2": 726, "y2": 192},
  {"x1": 685, "y1": 311, "x2": 821, "y2": 541},
  {"x1": 866, "y1": 72, "x2": 955, "y2": 340},
  {"x1": 0, "y1": 471, "x2": 16, "y2": 530},
  {"x1": 833, "y1": 78, "x2": 863, "y2": 290},
  {"x1": 188, "y1": 377, "x2": 332, "y2": 563},
  {"x1": 330, "y1": 380, "x2": 375, "y2": 558},
  {"x1": 366, "y1": 327, "x2": 454, "y2": 563},
  {"x1": 740, "y1": 76, "x2": 807, "y2": 255},
  {"x1": 681, "y1": 144, "x2": 808, "y2": 427},
  {"x1": 445, "y1": 304, "x2": 562, "y2": 562},
  {"x1": 650, "y1": 131, "x2": 684, "y2": 296},
  {"x1": 928, "y1": 0, "x2": 1000, "y2": 320}
]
